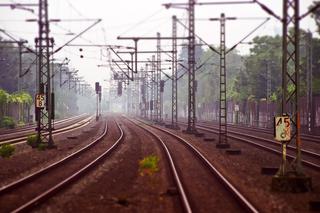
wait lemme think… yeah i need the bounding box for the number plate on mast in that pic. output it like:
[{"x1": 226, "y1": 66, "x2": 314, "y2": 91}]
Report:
[
  {"x1": 36, "y1": 94, "x2": 45, "y2": 109},
  {"x1": 274, "y1": 116, "x2": 291, "y2": 142}
]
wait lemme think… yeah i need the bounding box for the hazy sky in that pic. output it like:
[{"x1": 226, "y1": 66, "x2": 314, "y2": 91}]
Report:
[{"x1": 0, "y1": 0, "x2": 318, "y2": 87}]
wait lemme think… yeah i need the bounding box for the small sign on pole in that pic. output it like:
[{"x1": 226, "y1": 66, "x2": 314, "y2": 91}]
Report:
[
  {"x1": 35, "y1": 94, "x2": 45, "y2": 109},
  {"x1": 274, "y1": 115, "x2": 291, "y2": 142}
]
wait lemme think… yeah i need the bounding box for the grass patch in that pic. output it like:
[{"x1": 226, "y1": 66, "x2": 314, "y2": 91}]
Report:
[
  {"x1": 37, "y1": 143, "x2": 48, "y2": 151},
  {"x1": 26, "y1": 134, "x2": 39, "y2": 147},
  {"x1": 139, "y1": 155, "x2": 159, "y2": 176},
  {"x1": 0, "y1": 116, "x2": 15, "y2": 129},
  {"x1": 0, "y1": 144, "x2": 15, "y2": 158}
]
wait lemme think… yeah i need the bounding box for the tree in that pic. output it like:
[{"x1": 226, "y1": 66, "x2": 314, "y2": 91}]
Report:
[
  {"x1": 311, "y1": 1, "x2": 320, "y2": 33},
  {"x1": 0, "y1": 89, "x2": 9, "y2": 117}
]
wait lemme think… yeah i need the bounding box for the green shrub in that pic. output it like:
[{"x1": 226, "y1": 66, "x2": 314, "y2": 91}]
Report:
[
  {"x1": 26, "y1": 134, "x2": 39, "y2": 147},
  {"x1": 37, "y1": 143, "x2": 48, "y2": 151},
  {"x1": 17, "y1": 121, "x2": 25, "y2": 127},
  {"x1": 0, "y1": 144, "x2": 15, "y2": 158},
  {"x1": 1, "y1": 116, "x2": 16, "y2": 129},
  {"x1": 139, "y1": 155, "x2": 159, "y2": 176}
]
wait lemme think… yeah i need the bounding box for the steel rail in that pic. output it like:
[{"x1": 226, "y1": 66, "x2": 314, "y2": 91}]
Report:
[
  {"x1": 0, "y1": 113, "x2": 88, "y2": 137},
  {"x1": 127, "y1": 118, "x2": 192, "y2": 213},
  {"x1": 4, "y1": 119, "x2": 124, "y2": 212},
  {"x1": 195, "y1": 122, "x2": 320, "y2": 160},
  {"x1": 132, "y1": 118, "x2": 258, "y2": 213},
  {"x1": 191, "y1": 123, "x2": 320, "y2": 171},
  {"x1": 0, "y1": 115, "x2": 93, "y2": 146},
  {"x1": 206, "y1": 121, "x2": 320, "y2": 143}
]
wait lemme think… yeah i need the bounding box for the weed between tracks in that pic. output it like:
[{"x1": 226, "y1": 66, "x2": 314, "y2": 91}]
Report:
[
  {"x1": 26, "y1": 134, "x2": 49, "y2": 150},
  {"x1": 139, "y1": 155, "x2": 159, "y2": 176},
  {"x1": 0, "y1": 144, "x2": 15, "y2": 158}
]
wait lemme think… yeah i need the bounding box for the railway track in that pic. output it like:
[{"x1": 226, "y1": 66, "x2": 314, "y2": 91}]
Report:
[
  {"x1": 178, "y1": 122, "x2": 320, "y2": 171},
  {"x1": 0, "y1": 114, "x2": 87, "y2": 137},
  {"x1": 0, "y1": 117, "x2": 124, "y2": 213},
  {"x1": 0, "y1": 115, "x2": 92, "y2": 146},
  {"x1": 199, "y1": 120, "x2": 320, "y2": 143},
  {"x1": 130, "y1": 117, "x2": 258, "y2": 213}
]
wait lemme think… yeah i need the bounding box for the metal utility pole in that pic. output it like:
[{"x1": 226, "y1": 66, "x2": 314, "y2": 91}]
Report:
[
  {"x1": 216, "y1": 13, "x2": 231, "y2": 148},
  {"x1": 272, "y1": 0, "x2": 311, "y2": 192},
  {"x1": 151, "y1": 55, "x2": 156, "y2": 121},
  {"x1": 95, "y1": 82, "x2": 100, "y2": 121},
  {"x1": 156, "y1": 32, "x2": 163, "y2": 123},
  {"x1": 305, "y1": 31, "x2": 313, "y2": 133},
  {"x1": 185, "y1": 0, "x2": 197, "y2": 133},
  {"x1": 171, "y1": 15, "x2": 179, "y2": 129},
  {"x1": 218, "y1": 13, "x2": 228, "y2": 148},
  {"x1": 117, "y1": 34, "x2": 188, "y2": 122},
  {"x1": 140, "y1": 68, "x2": 147, "y2": 118},
  {"x1": 145, "y1": 64, "x2": 149, "y2": 119},
  {"x1": 266, "y1": 60, "x2": 271, "y2": 128},
  {"x1": 35, "y1": 0, "x2": 54, "y2": 147}
]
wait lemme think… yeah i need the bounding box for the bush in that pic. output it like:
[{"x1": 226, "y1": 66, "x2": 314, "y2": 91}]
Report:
[
  {"x1": 37, "y1": 143, "x2": 48, "y2": 151},
  {"x1": 26, "y1": 134, "x2": 39, "y2": 147},
  {"x1": 0, "y1": 144, "x2": 15, "y2": 158},
  {"x1": 139, "y1": 155, "x2": 159, "y2": 176},
  {"x1": 17, "y1": 121, "x2": 25, "y2": 127},
  {"x1": 1, "y1": 116, "x2": 16, "y2": 129}
]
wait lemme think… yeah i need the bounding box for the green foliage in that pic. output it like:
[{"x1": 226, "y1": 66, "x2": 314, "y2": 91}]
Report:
[
  {"x1": 0, "y1": 89, "x2": 9, "y2": 105},
  {"x1": 1, "y1": 116, "x2": 15, "y2": 129},
  {"x1": 17, "y1": 121, "x2": 25, "y2": 127},
  {"x1": 270, "y1": 92, "x2": 277, "y2": 102},
  {"x1": 313, "y1": 77, "x2": 320, "y2": 94},
  {"x1": 26, "y1": 134, "x2": 49, "y2": 150},
  {"x1": 139, "y1": 155, "x2": 159, "y2": 176},
  {"x1": 0, "y1": 144, "x2": 15, "y2": 158},
  {"x1": 310, "y1": 1, "x2": 320, "y2": 33},
  {"x1": 26, "y1": 134, "x2": 39, "y2": 147},
  {"x1": 37, "y1": 143, "x2": 48, "y2": 151},
  {"x1": 10, "y1": 91, "x2": 33, "y2": 105}
]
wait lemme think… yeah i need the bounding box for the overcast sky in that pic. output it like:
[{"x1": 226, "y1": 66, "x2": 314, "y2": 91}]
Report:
[{"x1": 0, "y1": 0, "x2": 318, "y2": 87}]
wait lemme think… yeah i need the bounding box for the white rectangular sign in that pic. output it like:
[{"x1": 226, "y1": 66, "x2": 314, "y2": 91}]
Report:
[
  {"x1": 274, "y1": 116, "x2": 291, "y2": 142},
  {"x1": 35, "y1": 94, "x2": 45, "y2": 108}
]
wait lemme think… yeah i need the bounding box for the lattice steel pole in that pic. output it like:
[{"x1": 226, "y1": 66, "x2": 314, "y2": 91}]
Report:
[
  {"x1": 171, "y1": 15, "x2": 179, "y2": 129},
  {"x1": 145, "y1": 63, "x2": 149, "y2": 119},
  {"x1": 156, "y1": 32, "x2": 162, "y2": 123},
  {"x1": 306, "y1": 31, "x2": 313, "y2": 133},
  {"x1": 266, "y1": 60, "x2": 271, "y2": 128},
  {"x1": 185, "y1": 0, "x2": 197, "y2": 133},
  {"x1": 282, "y1": 0, "x2": 301, "y2": 173},
  {"x1": 151, "y1": 55, "x2": 156, "y2": 121},
  {"x1": 217, "y1": 13, "x2": 230, "y2": 148},
  {"x1": 272, "y1": 0, "x2": 311, "y2": 192},
  {"x1": 35, "y1": 0, "x2": 54, "y2": 147}
]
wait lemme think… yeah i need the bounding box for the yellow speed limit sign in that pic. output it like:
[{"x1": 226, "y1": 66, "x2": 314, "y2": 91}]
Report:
[
  {"x1": 274, "y1": 116, "x2": 291, "y2": 142},
  {"x1": 36, "y1": 94, "x2": 45, "y2": 109}
]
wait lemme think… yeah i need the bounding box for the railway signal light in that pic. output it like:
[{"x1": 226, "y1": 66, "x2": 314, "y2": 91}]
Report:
[{"x1": 95, "y1": 82, "x2": 99, "y2": 94}]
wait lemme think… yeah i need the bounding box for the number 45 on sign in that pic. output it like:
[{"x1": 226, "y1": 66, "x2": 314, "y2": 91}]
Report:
[
  {"x1": 274, "y1": 115, "x2": 291, "y2": 142},
  {"x1": 36, "y1": 94, "x2": 45, "y2": 109}
]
